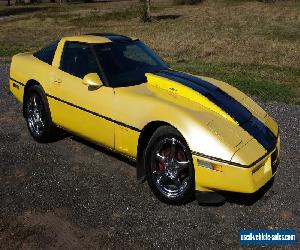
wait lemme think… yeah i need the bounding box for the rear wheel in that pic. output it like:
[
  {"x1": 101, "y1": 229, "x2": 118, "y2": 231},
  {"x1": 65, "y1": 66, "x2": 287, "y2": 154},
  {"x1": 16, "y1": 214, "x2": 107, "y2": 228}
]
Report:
[
  {"x1": 24, "y1": 85, "x2": 57, "y2": 142},
  {"x1": 145, "y1": 126, "x2": 195, "y2": 205}
]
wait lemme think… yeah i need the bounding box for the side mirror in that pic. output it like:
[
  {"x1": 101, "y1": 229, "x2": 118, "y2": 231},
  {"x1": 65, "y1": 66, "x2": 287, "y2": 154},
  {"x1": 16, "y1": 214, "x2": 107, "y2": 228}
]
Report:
[{"x1": 82, "y1": 73, "x2": 103, "y2": 88}]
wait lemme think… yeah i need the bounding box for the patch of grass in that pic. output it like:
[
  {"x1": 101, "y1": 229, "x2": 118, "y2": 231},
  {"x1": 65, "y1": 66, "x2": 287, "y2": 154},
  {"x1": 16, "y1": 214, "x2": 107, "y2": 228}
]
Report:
[
  {"x1": 171, "y1": 61, "x2": 299, "y2": 104},
  {"x1": 0, "y1": 0, "x2": 299, "y2": 104},
  {"x1": 0, "y1": 6, "x2": 49, "y2": 17},
  {"x1": 71, "y1": 5, "x2": 162, "y2": 26},
  {"x1": 96, "y1": 8, "x2": 141, "y2": 21},
  {"x1": 31, "y1": 11, "x2": 72, "y2": 23},
  {"x1": 263, "y1": 25, "x2": 300, "y2": 42},
  {"x1": 218, "y1": 0, "x2": 256, "y2": 6},
  {"x1": 71, "y1": 8, "x2": 140, "y2": 27},
  {"x1": 223, "y1": 75, "x2": 293, "y2": 103},
  {"x1": 0, "y1": 47, "x2": 24, "y2": 57}
]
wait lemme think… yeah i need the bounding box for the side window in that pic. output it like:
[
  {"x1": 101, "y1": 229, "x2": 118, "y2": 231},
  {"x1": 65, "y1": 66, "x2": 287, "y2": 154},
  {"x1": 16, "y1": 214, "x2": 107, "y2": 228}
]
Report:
[
  {"x1": 60, "y1": 42, "x2": 99, "y2": 79},
  {"x1": 33, "y1": 40, "x2": 58, "y2": 65}
]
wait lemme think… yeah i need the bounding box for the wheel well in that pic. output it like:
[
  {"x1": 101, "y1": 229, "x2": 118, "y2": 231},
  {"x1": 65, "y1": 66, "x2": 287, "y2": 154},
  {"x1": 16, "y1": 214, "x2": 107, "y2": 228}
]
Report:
[
  {"x1": 136, "y1": 121, "x2": 172, "y2": 180},
  {"x1": 23, "y1": 79, "x2": 40, "y2": 117}
]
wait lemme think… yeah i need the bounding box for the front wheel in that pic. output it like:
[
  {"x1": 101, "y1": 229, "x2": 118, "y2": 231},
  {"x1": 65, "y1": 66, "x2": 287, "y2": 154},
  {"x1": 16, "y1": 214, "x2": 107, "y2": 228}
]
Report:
[
  {"x1": 145, "y1": 126, "x2": 195, "y2": 205},
  {"x1": 24, "y1": 85, "x2": 57, "y2": 142}
]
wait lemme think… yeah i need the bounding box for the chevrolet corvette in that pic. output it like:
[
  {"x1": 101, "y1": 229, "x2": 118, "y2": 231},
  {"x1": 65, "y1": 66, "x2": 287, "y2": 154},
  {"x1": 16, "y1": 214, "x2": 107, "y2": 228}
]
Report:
[{"x1": 9, "y1": 33, "x2": 280, "y2": 205}]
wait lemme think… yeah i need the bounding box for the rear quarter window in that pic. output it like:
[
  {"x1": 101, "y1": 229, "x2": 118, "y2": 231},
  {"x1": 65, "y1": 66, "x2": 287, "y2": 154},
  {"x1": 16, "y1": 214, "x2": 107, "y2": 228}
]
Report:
[{"x1": 33, "y1": 40, "x2": 59, "y2": 65}]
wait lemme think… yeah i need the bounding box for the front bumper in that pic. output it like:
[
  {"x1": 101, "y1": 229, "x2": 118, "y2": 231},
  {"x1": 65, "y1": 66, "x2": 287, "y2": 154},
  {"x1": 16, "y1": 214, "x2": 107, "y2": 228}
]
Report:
[{"x1": 193, "y1": 137, "x2": 280, "y2": 194}]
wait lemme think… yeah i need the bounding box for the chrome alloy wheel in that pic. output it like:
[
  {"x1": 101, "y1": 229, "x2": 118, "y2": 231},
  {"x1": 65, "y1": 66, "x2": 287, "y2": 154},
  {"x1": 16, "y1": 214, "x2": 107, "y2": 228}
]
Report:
[
  {"x1": 26, "y1": 93, "x2": 46, "y2": 137},
  {"x1": 150, "y1": 137, "x2": 192, "y2": 198}
]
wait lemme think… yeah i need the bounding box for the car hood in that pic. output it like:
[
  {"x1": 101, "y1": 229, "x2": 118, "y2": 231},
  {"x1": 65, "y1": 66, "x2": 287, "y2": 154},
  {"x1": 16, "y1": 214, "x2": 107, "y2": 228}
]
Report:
[{"x1": 146, "y1": 70, "x2": 278, "y2": 156}]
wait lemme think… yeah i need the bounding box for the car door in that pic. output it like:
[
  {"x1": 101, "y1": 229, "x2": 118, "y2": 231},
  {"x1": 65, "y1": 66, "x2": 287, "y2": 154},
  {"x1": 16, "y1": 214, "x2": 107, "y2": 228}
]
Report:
[{"x1": 48, "y1": 41, "x2": 115, "y2": 149}]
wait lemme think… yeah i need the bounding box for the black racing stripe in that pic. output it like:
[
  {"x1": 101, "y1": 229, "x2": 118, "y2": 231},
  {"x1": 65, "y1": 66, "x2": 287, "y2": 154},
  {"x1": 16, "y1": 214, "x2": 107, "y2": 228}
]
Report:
[
  {"x1": 105, "y1": 35, "x2": 132, "y2": 42},
  {"x1": 156, "y1": 70, "x2": 277, "y2": 152},
  {"x1": 156, "y1": 70, "x2": 252, "y2": 124},
  {"x1": 162, "y1": 70, "x2": 217, "y2": 91},
  {"x1": 46, "y1": 94, "x2": 141, "y2": 132},
  {"x1": 87, "y1": 33, "x2": 132, "y2": 42},
  {"x1": 10, "y1": 77, "x2": 25, "y2": 86}
]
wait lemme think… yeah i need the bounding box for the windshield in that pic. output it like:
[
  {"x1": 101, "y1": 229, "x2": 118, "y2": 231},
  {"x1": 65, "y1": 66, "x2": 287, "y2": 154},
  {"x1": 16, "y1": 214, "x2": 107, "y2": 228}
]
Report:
[{"x1": 92, "y1": 40, "x2": 168, "y2": 87}]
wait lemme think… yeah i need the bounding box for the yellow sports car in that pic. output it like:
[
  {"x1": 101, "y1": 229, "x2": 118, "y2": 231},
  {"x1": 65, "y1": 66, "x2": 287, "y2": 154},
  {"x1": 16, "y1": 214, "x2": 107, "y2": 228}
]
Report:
[{"x1": 9, "y1": 33, "x2": 280, "y2": 205}]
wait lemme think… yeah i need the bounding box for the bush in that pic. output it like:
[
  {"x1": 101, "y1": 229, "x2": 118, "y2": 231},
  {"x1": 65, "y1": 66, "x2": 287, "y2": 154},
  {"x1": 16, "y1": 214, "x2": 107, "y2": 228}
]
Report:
[{"x1": 173, "y1": 0, "x2": 202, "y2": 5}]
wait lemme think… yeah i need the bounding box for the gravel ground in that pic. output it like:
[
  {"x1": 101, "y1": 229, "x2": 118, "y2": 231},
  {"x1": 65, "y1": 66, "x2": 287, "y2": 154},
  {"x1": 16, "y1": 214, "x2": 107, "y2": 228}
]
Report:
[{"x1": 0, "y1": 63, "x2": 299, "y2": 249}]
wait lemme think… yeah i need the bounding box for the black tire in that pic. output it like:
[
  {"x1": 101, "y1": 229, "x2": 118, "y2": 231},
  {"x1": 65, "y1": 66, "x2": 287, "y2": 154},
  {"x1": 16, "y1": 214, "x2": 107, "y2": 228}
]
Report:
[
  {"x1": 145, "y1": 126, "x2": 195, "y2": 205},
  {"x1": 24, "y1": 85, "x2": 57, "y2": 142}
]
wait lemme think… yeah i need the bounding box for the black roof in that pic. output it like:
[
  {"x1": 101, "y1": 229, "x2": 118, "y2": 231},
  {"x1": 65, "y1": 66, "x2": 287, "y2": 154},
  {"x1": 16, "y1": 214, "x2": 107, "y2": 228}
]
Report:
[{"x1": 87, "y1": 33, "x2": 132, "y2": 42}]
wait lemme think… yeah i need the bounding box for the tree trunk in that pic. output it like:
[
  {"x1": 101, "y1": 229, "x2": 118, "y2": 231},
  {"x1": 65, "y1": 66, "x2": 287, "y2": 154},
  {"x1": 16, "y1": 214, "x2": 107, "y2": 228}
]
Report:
[
  {"x1": 139, "y1": 0, "x2": 151, "y2": 22},
  {"x1": 7, "y1": 0, "x2": 11, "y2": 6},
  {"x1": 146, "y1": 0, "x2": 151, "y2": 20}
]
